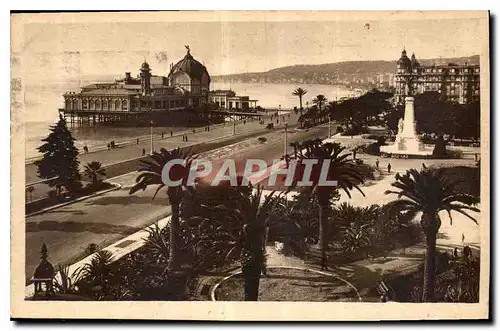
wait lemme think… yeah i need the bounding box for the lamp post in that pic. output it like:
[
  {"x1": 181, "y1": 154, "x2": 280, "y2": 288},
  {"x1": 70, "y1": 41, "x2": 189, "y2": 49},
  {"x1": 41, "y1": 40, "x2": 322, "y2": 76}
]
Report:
[
  {"x1": 284, "y1": 123, "x2": 288, "y2": 158},
  {"x1": 328, "y1": 114, "x2": 332, "y2": 138},
  {"x1": 150, "y1": 120, "x2": 154, "y2": 154}
]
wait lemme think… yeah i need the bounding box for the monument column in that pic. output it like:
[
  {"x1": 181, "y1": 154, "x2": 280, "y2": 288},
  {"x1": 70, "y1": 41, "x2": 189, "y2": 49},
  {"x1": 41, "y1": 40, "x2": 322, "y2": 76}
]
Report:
[{"x1": 402, "y1": 96, "x2": 416, "y2": 138}]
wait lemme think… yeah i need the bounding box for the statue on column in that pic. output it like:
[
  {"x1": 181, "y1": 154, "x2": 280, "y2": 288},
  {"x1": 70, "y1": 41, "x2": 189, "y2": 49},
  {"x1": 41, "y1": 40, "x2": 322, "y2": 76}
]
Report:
[
  {"x1": 405, "y1": 76, "x2": 414, "y2": 97},
  {"x1": 398, "y1": 118, "x2": 404, "y2": 135}
]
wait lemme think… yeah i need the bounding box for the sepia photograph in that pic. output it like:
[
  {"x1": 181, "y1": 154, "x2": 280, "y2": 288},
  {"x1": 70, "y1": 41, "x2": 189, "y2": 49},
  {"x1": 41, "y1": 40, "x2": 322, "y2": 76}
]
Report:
[{"x1": 10, "y1": 10, "x2": 490, "y2": 321}]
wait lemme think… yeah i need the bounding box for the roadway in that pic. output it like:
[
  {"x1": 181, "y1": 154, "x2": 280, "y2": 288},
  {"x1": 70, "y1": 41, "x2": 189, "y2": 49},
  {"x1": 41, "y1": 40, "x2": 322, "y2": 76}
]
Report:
[{"x1": 25, "y1": 121, "x2": 330, "y2": 282}]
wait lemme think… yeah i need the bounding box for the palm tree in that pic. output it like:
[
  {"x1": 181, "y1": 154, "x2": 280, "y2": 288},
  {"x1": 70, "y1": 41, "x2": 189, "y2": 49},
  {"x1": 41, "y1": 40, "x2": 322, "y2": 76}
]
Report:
[
  {"x1": 286, "y1": 139, "x2": 365, "y2": 270},
  {"x1": 190, "y1": 183, "x2": 280, "y2": 301},
  {"x1": 84, "y1": 161, "x2": 106, "y2": 188},
  {"x1": 312, "y1": 94, "x2": 328, "y2": 113},
  {"x1": 129, "y1": 147, "x2": 197, "y2": 272},
  {"x1": 292, "y1": 88, "x2": 308, "y2": 114},
  {"x1": 385, "y1": 168, "x2": 480, "y2": 302}
]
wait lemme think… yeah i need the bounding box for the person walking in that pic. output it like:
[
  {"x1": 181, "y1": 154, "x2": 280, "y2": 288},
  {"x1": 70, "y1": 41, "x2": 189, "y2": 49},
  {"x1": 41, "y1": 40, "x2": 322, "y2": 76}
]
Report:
[
  {"x1": 161, "y1": 132, "x2": 164, "y2": 139},
  {"x1": 387, "y1": 163, "x2": 392, "y2": 174},
  {"x1": 136, "y1": 138, "x2": 139, "y2": 144},
  {"x1": 462, "y1": 233, "x2": 465, "y2": 243},
  {"x1": 107, "y1": 143, "x2": 111, "y2": 150},
  {"x1": 142, "y1": 148, "x2": 146, "y2": 156},
  {"x1": 375, "y1": 159, "x2": 379, "y2": 169},
  {"x1": 83, "y1": 145, "x2": 88, "y2": 153}
]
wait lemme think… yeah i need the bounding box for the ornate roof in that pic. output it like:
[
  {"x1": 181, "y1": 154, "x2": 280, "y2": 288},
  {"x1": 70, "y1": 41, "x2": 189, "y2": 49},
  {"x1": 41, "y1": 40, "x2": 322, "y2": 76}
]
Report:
[
  {"x1": 141, "y1": 61, "x2": 150, "y2": 70},
  {"x1": 397, "y1": 49, "x2": 411, "y2": 70},
  {"x1": 169, "y1": 47, "x2": 210, "y2": 82}
]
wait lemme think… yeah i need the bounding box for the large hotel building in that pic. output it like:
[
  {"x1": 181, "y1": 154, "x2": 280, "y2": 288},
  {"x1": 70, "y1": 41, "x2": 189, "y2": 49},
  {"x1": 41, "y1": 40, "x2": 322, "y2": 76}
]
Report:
[{"x1": 394, "y1": 49, "x2": 480, "y2": 105}]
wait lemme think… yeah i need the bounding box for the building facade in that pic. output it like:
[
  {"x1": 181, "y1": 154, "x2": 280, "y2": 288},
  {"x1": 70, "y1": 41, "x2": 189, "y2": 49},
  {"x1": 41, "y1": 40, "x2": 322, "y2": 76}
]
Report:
[
  {"x1": 394, "y1": 49, "x2": 480, "y2": 105},
  {"x1": 63, "y1": 47, "x2": 212, "y2": 115},
  {"x1": 208, "y1": 89, "x2": 258, "y2": 110}
]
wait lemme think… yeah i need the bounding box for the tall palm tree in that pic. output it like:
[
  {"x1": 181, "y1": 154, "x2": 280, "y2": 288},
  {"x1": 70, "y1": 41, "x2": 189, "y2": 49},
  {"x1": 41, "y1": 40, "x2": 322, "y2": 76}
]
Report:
[
  {"x1": 191, "y1": 183, "x2": 280, "y2": 301},
  {"x1": 84, "y1": 161, "x2": 106, "y2": 188},
  {"x1": 129, "y1": 147, "x2": 197, "y2": 271},
  {"x1": 292, "y1": 88, "x2": 308, "y2": 114},
  {"x1": 286, "y1": 139, "x2": 365, "y2": 270},
  {"x1": 312, "y1": 94, "x2": 328, "y2": 113},
  {"x1": 385, "y1": 168, "x2": 480, "y2": 302}
]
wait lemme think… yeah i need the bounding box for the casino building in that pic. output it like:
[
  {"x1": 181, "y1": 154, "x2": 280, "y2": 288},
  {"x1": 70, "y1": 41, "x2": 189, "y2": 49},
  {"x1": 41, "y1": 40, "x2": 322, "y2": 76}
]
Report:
[
  {"x1": 61, "y1": 46, "x2": 256, "y2": 126},
  {"x1": 394, "y1": 49, "x2": 480, "y2": 105}
]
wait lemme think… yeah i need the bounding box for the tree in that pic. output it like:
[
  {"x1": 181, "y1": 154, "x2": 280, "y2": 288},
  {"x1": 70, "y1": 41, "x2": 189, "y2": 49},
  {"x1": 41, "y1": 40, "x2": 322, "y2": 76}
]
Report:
[
  {"x1": 189, "y1": 183, "x2": 280, "y2": 301},
  {"x1": 385, "y1": 168, "x2": 480, "y2": 302},
  {"x1": 292, "y1": 88, "x2": 308, "y2": 114},
  {"x1": 84, "y1": 161, "x2": 106, "y2": 189},
  {"x1": 129, "y1": 147, "x2": 197, "y2": 272},
  {"x1": 35, "y1": 114, "x2": 82, "y2": 196},
  {"x1": 312, "y1": 94, "x2": 327, "y2": 113},
  {"x1": 286, "y1": 139, "x2": 365, "y2": 270},
  {"x1": 333, "y1": 89, "x2": 392, "y2": 135}
]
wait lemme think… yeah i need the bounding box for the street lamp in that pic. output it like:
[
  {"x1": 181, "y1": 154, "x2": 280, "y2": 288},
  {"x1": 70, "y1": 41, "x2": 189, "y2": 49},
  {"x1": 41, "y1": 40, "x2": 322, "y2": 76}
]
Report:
[
  {"x1": 328, "y1": 114, "x2": 332, "y2": 138},
  {"x1": 150, "y1": 120, "x2": 154, "y2": 154},
  {"x1": 284, "y1": 123, "x2": 288, "y2": 158}
]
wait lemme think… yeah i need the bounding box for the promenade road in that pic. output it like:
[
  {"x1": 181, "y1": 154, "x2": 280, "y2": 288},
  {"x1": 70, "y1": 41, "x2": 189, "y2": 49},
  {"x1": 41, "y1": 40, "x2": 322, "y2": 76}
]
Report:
[
  {"x1": 25, "y1": 113, "x2": 299, "y2": 201},
  {"x1": 25, "y1": 121, "x2": 330, "y2": 282}
]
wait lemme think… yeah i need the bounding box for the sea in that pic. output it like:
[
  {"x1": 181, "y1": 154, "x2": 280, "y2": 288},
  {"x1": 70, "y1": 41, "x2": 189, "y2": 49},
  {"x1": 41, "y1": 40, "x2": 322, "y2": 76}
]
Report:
[{"x1": 23, "y1": 82, "x2": 356, "y2": 159}]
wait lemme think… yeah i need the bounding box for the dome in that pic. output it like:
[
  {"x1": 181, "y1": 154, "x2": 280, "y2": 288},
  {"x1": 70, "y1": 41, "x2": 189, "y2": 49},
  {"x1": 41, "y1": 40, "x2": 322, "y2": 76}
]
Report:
[
  {"x1": 169, "y1": 47, "x2": 210, "y2": 82},
  {"x1": 397, "y1": 49, "x2": 411, "y2": 70},
  {"x1": 410, "y1": 53, "x2": 420, "y2": 67},
  {"x1": 141, "y1": 61, "x2": 150, "y2": 70}
]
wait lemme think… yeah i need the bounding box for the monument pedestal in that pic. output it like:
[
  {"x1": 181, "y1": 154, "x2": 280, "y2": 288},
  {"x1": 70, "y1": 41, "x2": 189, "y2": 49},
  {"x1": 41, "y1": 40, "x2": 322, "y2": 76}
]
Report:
[{"x1": 380, "y1": 96, "x2": 432, "y2": 158}]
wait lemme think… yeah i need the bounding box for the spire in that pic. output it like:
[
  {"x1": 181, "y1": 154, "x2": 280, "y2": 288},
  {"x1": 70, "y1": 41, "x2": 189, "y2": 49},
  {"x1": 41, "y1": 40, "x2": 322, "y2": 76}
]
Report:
[{"x1": 185, "y1": 45, "x2": 191, "y2": 57}]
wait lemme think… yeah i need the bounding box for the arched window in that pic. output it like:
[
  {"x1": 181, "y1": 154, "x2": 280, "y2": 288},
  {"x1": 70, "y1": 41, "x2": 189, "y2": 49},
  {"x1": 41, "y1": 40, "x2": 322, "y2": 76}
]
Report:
[
  {"x1": 121, "y1": 100, "x2": 127, "y2": 110},
  {"x1": 82, "y1": 99, "x2": 88, "y2": 110},
  {"x1": 115, "y1": 100, "x2": 120, "y2": 110},
  {"x1": 95, "y1": 99, "x2": 101, "y2": 110},
  {"x1": 90, "y1": 99, "x2": 95, "y2": 110},
  {"x1": 103, "y1": 99, "x2": 108, "y2": 110},
  {"x1": 72, "y1": 99, "x2": 77, "y2": 110}
]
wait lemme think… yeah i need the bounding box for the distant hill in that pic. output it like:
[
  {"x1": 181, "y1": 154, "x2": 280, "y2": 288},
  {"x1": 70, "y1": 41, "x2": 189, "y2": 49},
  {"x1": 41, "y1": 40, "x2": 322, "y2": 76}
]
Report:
[{"x1": 212, "y1": 55, "x2": 480, "y2": 86}]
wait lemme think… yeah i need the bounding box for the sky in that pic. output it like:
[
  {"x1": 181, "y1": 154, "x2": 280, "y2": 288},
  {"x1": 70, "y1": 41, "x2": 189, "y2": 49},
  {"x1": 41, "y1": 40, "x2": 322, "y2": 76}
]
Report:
[{"x1": 12, "y1": 12, "x2": 487, "y2": 86}]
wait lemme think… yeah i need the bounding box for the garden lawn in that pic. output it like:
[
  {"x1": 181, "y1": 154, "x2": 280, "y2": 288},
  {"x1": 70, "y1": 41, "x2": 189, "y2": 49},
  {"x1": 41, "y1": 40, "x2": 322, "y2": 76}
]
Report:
[{"x1": 215, "y1": 268, "x2": 360, "y2": 302}]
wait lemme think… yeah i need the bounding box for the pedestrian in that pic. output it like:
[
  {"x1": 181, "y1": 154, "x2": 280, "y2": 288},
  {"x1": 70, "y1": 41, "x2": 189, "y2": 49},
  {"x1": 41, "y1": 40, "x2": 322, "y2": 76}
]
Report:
[
  {"x1": 462, "y1": 233, "x2": 465, "y2": 243},
  {"x1": 375, "y1": 159, "x2": 379, "y2": 169},
  {"x1": 353, "y1": 150, "x2": 357, "y2": 160},
  {"x1": 136, "y1": 138, "x2": 139, "y2": 144},
  {"x1": 161, "y1": 132, "x2": 164, "y2": 139},
  {"x1": 107, "y1": 143, "x2": 111, "y2": 150},
  {"x1": 83, "y1": 145, "x2": 88, "y2": 153},
  {"x1": 475, "y1": 153, "x2": 478, "y2": 161},
  {"x1": 170, "y1": 131, "x2": 173, "y2": 137},
  {"x1": 387, "y1": 163, "x2": 392, "y2": 173},
  {"x1": 207, "y1": 126, "x2": 210, "y2": 132},
  {"x1": 142, "y1": 148, "x2": 146, "y2": 156},
  {"x1": 453, "y1": 247, "x2": 458, "y2": 258},
  {"x1": 193, "y1": 128, "x2": 195, "y2": 133},
  {"x1": 182, "y1": 134, "x2": 185, "y2": 142},
  {"x1": 185, "y1": 135, "x2": 188, "y2": 142}
]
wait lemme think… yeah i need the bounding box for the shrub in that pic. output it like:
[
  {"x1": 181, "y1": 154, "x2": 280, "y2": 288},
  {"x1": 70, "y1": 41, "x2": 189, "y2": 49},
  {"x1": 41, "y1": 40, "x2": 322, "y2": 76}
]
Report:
[
  {"x1": 432, "y1": 135, "x2": 448, "y2": 158},
  {"x1": 258, "y1": 137, "x2": 267, "y2": 144}
]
